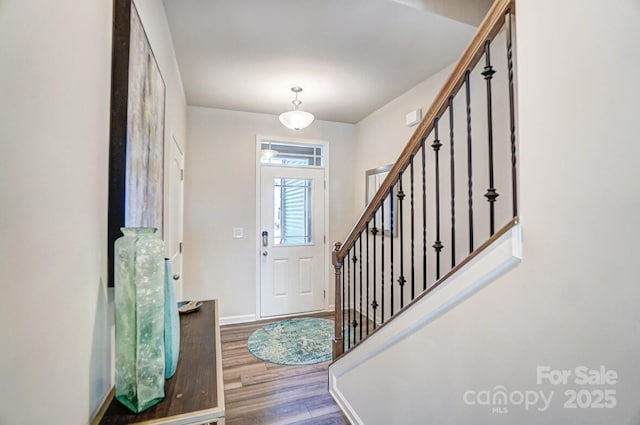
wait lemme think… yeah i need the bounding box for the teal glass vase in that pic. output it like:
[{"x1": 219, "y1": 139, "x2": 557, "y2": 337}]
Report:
[
  {"x1": 163, "y1": 259, "x2": 180, "y2": 378},
  {"x1": 114, "y1": 227, "x2": 166, "y2": 413}
]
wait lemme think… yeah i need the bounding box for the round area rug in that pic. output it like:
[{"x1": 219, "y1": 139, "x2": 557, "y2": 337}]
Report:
[{"x1": 247, "y1": 317, "x2": 334, "y2": 365}]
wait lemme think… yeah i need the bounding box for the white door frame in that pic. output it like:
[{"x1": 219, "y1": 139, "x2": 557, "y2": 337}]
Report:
[
  {"x1": 255, "y1": 135, "x2": 330, "y2": 319},
  {"x1": 167, "y1": 132, "x2": 185, "y2": 301}
]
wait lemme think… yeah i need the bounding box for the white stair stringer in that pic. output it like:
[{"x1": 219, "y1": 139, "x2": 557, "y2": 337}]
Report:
[{"x1": 329, "y1": 223, "x2": 522, "y2": 425}]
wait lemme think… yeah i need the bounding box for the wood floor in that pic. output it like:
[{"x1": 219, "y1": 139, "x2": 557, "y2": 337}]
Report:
[{"x1": 220, "y1": 312, "x2": 350, "y2": 425}]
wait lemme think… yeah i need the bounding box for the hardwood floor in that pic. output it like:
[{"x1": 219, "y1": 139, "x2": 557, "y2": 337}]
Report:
[{"x1": 220, "y1": 312, "x2": 350, "y2": 425}]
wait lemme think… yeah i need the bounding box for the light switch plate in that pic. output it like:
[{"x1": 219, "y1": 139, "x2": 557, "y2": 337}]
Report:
[{"x1": 232, "y1": 227, "x2": 244, "y2": 239}]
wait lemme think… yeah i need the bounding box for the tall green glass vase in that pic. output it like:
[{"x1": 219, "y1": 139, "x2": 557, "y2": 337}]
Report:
[
  {"x1": 163, "y1": 259, "x2": 180, "y2": 379},
  {"x1": 114, "y1": 227, "x2": 166, "y2": 413}
]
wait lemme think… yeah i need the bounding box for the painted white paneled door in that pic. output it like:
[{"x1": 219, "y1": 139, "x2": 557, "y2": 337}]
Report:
[
  {"x1": 260, "y1": 166, "x2": 325, "y2": 317},
  {"x1": 167, "y1": 136, "x2": 184, "y2": 300}
]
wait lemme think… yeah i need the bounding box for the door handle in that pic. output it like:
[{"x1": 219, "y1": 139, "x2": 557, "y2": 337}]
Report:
[
  {"x1": 262, "y1": 251, "x2": 268, "y2": 257},
  {"x1": 173, "y1": 274, "x2": 180, "y2": 280}
]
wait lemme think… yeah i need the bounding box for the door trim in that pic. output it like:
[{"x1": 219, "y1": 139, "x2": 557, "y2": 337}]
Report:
[
  {"x1": 255, "y1": 135, "x2": 330, "y2": 319},
  {"x1": 168, "y1": 132, "x2": 185, "y2": 301}
]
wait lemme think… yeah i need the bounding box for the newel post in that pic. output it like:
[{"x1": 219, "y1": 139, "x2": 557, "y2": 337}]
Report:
[{"x1": 332, "y1": 242, "x2": 344, "y2": 359}]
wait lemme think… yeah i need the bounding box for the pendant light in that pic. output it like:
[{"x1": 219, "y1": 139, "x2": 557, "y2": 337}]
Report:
[{"x1": 278, "y1": 86, "x2": 315, "y2": 130}]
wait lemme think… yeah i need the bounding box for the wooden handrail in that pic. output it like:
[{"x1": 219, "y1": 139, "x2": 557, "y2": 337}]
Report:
[{"x1": 335, "y1": 0, "x2": 515, "y2": 260}]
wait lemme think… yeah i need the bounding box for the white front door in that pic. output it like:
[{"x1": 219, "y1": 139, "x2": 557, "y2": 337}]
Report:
[
  {"x1": 260, "y1": 166, "x2": 325, "y2": 317},
  {"x1": 167, "y1": 136, "x2": 184, "y2": 300}
]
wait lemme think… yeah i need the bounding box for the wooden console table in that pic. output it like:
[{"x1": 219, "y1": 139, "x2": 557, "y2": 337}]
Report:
[{"x1": 97, "y1": 300, "x2": 225, "y2": 425}]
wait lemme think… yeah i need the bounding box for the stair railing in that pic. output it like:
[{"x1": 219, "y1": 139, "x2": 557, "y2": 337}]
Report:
[{"x1": 333, "y1": 0, "x2": 518, "y2": 359}]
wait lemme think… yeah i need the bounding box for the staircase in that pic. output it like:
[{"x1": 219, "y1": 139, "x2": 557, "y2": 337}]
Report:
[{"x1": 329, "y1": 0, "x2": 521, "y2": 422}]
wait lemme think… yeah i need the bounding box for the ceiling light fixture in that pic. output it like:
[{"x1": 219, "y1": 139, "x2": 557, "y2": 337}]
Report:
[
  {"x1": 278, "y1": 86, "x2": 315, "y2": 130},
  {"x1": 261, "y1": 148, "x2": 279, "y2": 160}
]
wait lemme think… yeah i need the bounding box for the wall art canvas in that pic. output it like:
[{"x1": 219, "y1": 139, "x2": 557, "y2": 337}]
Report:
[
  {"x1": 125, "y1": 5, "x2": 165, "y2": 228},
  {"x1": 108, "y1": 0, "x2": 166, "y2": 286}
]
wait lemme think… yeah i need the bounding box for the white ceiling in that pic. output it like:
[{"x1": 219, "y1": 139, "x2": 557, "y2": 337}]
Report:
[{"x1": 162, "y1": 0, "x2": 483, "y2": 124}]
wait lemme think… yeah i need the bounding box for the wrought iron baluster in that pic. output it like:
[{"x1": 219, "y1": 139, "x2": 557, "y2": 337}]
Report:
[
  {"x1": 389, "y1": 187, "x2": 394, "y2": 317},
  {"x1": 365, "y1": 223, "x2": 370, "y2": 336},
  {"x1": 449, "y1": 96, "x2": 456, "y2": 268},
  {"x1": 352, "y1": 248, "x2": 358, "y2": 343},
  {"x1": 465, "y1": 70, "x2": 474, "y2": 253},
  {"x1": 432, "y1": 119, "x2": 443, "y2": 279},
  {"x1": 482, "y1": 40, "x2": 499, "y2": 235},
  {"x1": 380, "y1": 200, "x2": 385, "y2": 324},
  {"x1": 397, "y1": 177, "x2": 405, "y2": 308},
  {"x1": 346, "y1": 247, "x2": 351, "y2": 349},
  {"x1": 421, "y1": 138, "x2": 427, "y2": 290},
  {"x1": 410, "y1": 156, "x2": 415, "y2": 300},
  {"x1": 506, "y1": 9, "x2": 518, "y2": 218},
  {"x1": 358, "y1": 233, "x2": 363, "y2": 342},
  {"x1": 371, "y1": 212, "x2": 378, "y2": 330}
]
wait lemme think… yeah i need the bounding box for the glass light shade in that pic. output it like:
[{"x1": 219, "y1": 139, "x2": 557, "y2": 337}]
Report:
[
  {"x1": 279, "y1": 110, "x2": 315, "y2": 130},
  {"x1": 261, "y1": 149, "x2": 279, "y2": 160}
]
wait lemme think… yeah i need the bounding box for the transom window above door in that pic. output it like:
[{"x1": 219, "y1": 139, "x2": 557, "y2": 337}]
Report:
[{"x1": 261, "y1": 141, "x2": 324, "y2": 167}]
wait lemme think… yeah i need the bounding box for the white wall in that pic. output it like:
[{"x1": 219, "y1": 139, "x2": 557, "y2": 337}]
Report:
[
  {"x1": 331, "y1": 0, "x2": 640, "y2": 423},
  {"x1": 353, "y1": 63, "x2": 452, "y2": 214},
  {"x1": 0, "y1": 0, "x2": 186, "y2": 423},
  {"x1": 0, "y1": 1, "x2": 112, "y2": 423},
  {"x1": 184, "y1": 107, "x2": 355, "y2": 320}
]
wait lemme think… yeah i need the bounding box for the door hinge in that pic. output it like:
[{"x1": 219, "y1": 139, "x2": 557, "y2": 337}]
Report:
[
  {"x1": 179, "y1": 242, "x2": 183, "y2": 253},
  {"x1": 324, "y1": 180, "x2": 326, "y2": 189},
  {"x1": 324, "y1": 290, "x2": 326, "y2": 299},
  {"x1": 180, "y1": 169, "x2": 184, "y2": 181},
  {"x1": 324, "y1": 235, "x2": 326, "y2": 244}
]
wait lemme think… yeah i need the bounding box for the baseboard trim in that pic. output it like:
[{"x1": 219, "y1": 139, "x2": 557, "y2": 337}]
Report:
[
  {"x1": 219, "y1": 314, "x2": 257, "y2": 325},
  {"x1": 90, "y1": 386, "x2": 114, "y2": 425},
  {"x1": 329, "y1": 378, "x2": 364, "y2": 425},
  {"x1": 223, "y1": 306, "x2": 336, "y2": 326}
]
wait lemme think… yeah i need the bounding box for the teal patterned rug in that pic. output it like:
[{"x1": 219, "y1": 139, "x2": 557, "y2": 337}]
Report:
[{"x1": 247, "y1": 317, "x2": 334, "y2": 365}]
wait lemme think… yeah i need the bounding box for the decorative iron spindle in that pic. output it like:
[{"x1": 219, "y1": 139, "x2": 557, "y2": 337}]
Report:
[
  {"x1": 358, "y1": 233, "x2": 363, "y2": 341},
  {"x1": 390, "y1": 187, "x2": 395, "y2": 317},
  {"x1": 352, "y1": 249, "x2": 358, "y2": 342},
  {"x1": 410, "y1": 156, "x2": 415, "y2": 300},
  {"x1": 449, "y1": 96, "x2": 456, "y2": 268},
  {"x1": 465, "y1": 70, "x2": 474, "y2": 253},
  {"x1": 421, "y1": 138, "x2": 427, "y2": 291},
  {"x1": 397, "y1": 177, "x2": 406, "y2": 309},
  {"x1": 346, "y1": 247, "x2": 351, "y2": 349},
  {"x1": 380, "y1": 200, "x2": 385, "y2": 324},
  {"x1": 432, "y1": 118, "x2": 443, "y2": 279},
  {"x1": 371, "y1": 213, "x2": 378, "y2": 330},
  {"x1": 482, "y1": 40, "x2": 499, "y2": 235},
  {"x1": 365, "y1": 223, "x2": 370, "y2": 336},
  {"x1": 506, "y1": 9, "x2": 518, "y2": 218}
]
